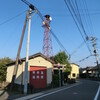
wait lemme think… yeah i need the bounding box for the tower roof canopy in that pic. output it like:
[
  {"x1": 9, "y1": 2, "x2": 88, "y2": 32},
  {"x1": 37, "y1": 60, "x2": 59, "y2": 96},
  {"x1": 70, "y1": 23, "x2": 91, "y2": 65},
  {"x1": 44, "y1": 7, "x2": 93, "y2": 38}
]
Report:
[{"x1": 45, "y1": 15, "x2": 50, "y2": 18}]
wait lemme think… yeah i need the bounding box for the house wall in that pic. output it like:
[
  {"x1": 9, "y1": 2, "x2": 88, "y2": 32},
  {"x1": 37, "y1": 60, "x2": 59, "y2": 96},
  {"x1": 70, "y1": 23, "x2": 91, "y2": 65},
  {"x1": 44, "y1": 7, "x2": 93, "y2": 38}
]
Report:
[
  {"x1": 6, "y1": 65, "x2": 15, "y2": 83},
  {"x1": 28, "y1": 57, "x2": 53, "y2": 85},
  {"x1": 6, "y1": 63, "x2": 24, "y2": 84},
  {"x1": 47, "y1": 68, "x2": 52, "y2": 85},
  {"x1": 6, "y1": 56, "x2": 53, "y2": 86},
  {"x1": 68, "y1": 64, "x2": 79, "y2": 79},
  {"x1": 15, "y1": 63, "x2": 24, "y2": 84}
]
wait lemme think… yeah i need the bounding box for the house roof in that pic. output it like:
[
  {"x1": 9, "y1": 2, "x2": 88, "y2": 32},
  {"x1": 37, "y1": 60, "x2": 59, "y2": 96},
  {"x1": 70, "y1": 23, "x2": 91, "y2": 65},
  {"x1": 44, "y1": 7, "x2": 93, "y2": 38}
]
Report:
[
  {"x1": 7, "y1": 52, "x2": 54, "y2": 66},
  {"x1": 79, "y1": 64, "x2": 100, "y2": 72},
  {"x1": 79, "y1": 68, "x2": 87, "y2": 73},
  {"x1": 71, "y1": 63, "x2": 79, "y2": 67}
]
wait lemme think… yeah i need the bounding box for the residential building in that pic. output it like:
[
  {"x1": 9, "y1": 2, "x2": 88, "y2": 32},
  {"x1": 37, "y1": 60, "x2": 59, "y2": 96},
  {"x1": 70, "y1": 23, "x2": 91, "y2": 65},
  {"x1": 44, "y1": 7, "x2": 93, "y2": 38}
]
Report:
[
  {"x1": 80, "y1": 64, "x2": 100, "y2": 78},
  {"x1": 68, "y1": 63, "x2": 79, "y2": 80},
  {"x1": 6, "y1": 53, "x2": 54, "y2": 90}
]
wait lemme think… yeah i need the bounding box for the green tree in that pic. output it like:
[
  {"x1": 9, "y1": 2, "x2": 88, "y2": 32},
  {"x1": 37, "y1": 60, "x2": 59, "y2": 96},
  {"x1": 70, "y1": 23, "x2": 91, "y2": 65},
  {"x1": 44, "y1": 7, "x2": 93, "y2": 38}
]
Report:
[
  {"x1": 54, "y1": 51, "x2": 67, "y2": 64},
  {"x1": 0, "y1": 57, "x2": 13, "y2": 83},
  {"x1": 53, "y1": 51, "x2": 71, "y2": 83},
  {"x1": 54, "y1": 51, "x2": 71, "y2": 73},
  {"x1": 0, "y1": 57, "x2": 13, "y2": 65}
]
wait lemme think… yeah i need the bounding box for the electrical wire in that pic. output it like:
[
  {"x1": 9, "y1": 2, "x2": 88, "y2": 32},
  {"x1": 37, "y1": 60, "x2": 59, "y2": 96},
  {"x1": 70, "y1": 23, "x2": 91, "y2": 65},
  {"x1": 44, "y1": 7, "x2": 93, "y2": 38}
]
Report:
[
  {"x1": 74, "y1": 0, "x2": 89, "y2": 39},
  {"x1": 64, "y1": 0, "x2": 92, "y2": 55},
  {"x1": 37, "y1": 10, "x2": 69, "y2": 55},
  {"x1": 84, "y1": 0, "x2": 95, "y2": 36},
  {"x1": 71, "y1": 41, "x2": 85, "y2": 56},
  {"x1": 21, "y1": 0, "x2": 69, "y2": 55},
  {"x1": 50, "y1": 30, "x2": 69, "y2": 55},
  {"x1": 21, "y1": 0, "x2": 30, "y2": 6},
  {"x1": 79, "y1": 0, "x2": 91, "y2": 39},
  {"x1": 68, "y1": 0, "x2": 87, "y2": 38},
  {"x1": 0, "y1": 10, "x2": 27, "y2": 26},
  {"x1": 66, "y1": 0, "x2": 88, "y2": 39},
  {"x1": 75, "y1": 55, "x2": 93, "y2": 63}
]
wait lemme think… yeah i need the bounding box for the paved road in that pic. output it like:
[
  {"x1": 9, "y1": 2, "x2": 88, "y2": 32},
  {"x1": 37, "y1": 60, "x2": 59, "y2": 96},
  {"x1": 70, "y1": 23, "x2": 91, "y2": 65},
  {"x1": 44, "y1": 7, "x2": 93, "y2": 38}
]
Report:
[
  {"x1": 14, "y1": 80, "x2": 100, "y2": 100},
  {"x1": 98, "y1": 93, "x2": 100, "y2": 100},
  {"x1": 29, "y1": 80, "x2": 100, "y2": 100}
]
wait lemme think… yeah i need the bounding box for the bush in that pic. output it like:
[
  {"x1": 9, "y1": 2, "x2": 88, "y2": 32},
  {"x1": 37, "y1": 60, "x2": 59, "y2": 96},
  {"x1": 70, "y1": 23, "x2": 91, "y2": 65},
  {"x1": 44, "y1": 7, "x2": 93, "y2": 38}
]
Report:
[
  {"x1": 52, "y1": 74, "x2": 59, "y2": 87},
  {"x1": 0, "y1": 63, "x2": 7, "y2": 83},
  {"x1": 0, "y1": 57, "x2": 13, "y2": 84}
]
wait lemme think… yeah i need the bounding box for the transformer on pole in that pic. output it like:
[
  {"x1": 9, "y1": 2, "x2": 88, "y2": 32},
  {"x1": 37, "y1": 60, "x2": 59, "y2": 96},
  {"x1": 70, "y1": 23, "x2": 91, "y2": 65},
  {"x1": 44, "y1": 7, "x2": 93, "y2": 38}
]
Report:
[{"x1": 42, "y1": 15, "x2": 53, "y2": 58}]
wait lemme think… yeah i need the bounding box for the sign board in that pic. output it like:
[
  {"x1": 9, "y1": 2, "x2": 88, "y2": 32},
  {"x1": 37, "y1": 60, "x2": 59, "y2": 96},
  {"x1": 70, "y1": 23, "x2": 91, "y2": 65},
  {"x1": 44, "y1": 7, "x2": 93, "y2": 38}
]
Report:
[{"x1": 57, "y1": 63, "x2": 60, "y2": 69}]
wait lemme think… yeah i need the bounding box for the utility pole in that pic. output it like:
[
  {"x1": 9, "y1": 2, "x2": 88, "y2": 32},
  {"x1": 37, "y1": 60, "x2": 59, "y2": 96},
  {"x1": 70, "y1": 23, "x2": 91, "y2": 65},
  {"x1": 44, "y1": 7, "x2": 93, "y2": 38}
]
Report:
[
  {"x1": 11, "y1": 2, "x2": 37, "y2": 92},
  {"x1": 24, "y1": 9, "x2": 37, "y2": 94},
  {"x1": 11, "y1": 0, "x2": 37, "y2": 94},
  {"x1": 69, "y1": 54, "x2": 71, "y2": 80},
  {"x1": 24, "y1": 9, "x2": 31, "y2": 94},
  {"x1": 91, "y1": 35, "x2": 99, "y2": 77}
]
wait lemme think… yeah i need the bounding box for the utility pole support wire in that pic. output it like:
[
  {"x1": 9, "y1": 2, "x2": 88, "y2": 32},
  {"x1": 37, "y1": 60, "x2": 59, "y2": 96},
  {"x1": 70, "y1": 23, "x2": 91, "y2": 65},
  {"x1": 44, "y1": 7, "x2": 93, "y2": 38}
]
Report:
[
  {"x1": 10, "y1": 10, "x2": 28, "y2": 91},
  {"x1": 11, "y1": 0, "x2": 37, "y2": 91}
]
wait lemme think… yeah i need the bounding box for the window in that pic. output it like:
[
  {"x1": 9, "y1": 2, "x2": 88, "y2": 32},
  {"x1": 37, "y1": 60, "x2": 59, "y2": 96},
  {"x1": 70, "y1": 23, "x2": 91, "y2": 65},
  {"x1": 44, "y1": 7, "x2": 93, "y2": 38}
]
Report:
[
  {"x1": 33, "y1": 71, "x2": 35, "y2": 74},
  {"x1": 37, "y1": 76, "x2": 39, "y2": 79},
  {"x1": 37, "y1": 71, "x2": 39, "y2": 74},
  {"x1": 73, "y1": 73, "x2": 76, "y2": 77},
  {"x1": 41, "y1": 71, "x2": 43, "y2": 74},
  {"x1": 33, "y1": 76, "x2": 35, "y2": 79},
  {"x1": 41, "y1": 76, "x2": 43, "y2": 79}
]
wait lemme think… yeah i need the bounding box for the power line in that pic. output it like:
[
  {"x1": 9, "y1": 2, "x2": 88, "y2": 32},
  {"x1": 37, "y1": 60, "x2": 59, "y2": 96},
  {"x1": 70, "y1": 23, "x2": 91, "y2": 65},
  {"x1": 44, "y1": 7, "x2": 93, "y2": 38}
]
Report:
[
  {"x1": 66, "y1": 0, "x2": 88, "y2": 39},
  {"x1": 84, "y1": 0, "x2": 95, "y2": 36},
  {"x1": 50, "y1": 30, "x2": 69, "y2": 55},
  {"x1": 74, "y1": 0, "x2": 89, "y2": 39},
  {"x1": 71, "y1": 41, "x2": 85, "y2": 56},
  {"x1": 0, "y1": 10, "x2": 27, "y2": 26},
  {"x1": 64, "y1": 0, "x2": 92, "y2": 55},
  {"x1": 79, "y1": 0, "x2": 91, "y2": 37},
  {"x1": 21, "y1": 0, "x2": 69, "y2": 56},
  {"x1": 44, "y1": 12, "x2": 100, "y2": 17},
  {"x1": 37, "y1": 12, "x2": 69, "y2": 55},
  {"x1": 0, "y1": 0, "x2": 69, "y2": 57},
  {"x1": 75, "y1": 55, "x2": 93, "y2": 63}
]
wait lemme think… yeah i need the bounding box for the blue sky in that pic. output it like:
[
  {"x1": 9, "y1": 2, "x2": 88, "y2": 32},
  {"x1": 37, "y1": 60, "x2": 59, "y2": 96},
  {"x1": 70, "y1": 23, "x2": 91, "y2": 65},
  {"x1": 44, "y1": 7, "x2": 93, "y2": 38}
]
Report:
[{"x1": 0, "y1": 0, "x2": 100, "y2": 68}]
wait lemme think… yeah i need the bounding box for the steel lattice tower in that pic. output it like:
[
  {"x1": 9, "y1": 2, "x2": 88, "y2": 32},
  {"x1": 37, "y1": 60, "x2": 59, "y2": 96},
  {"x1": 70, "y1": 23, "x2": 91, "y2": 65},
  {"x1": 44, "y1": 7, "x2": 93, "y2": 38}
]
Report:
[{"x1": 42, "y1": 15, "x2": 53, "y2": 58}]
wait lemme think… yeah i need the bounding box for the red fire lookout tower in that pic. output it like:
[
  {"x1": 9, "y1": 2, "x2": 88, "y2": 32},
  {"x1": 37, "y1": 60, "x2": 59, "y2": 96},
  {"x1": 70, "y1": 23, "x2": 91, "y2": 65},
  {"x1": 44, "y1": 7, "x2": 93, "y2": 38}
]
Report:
[{"x1": 42, "y1": 15, "x2": 53, "y2": 58}]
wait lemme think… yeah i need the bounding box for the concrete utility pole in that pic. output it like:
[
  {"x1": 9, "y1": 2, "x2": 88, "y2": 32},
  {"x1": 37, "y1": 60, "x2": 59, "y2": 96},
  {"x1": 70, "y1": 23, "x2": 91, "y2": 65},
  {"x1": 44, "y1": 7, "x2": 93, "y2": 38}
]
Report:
[
  {"x1": 24, "y1": 9, "x2": 31, "y2": 94},
  {"x1": 24, "y1": 9, "x2": 37, "y2": 94},
  {"x1": 91, "y1": 35, "x2": 99, "y2": 77}
]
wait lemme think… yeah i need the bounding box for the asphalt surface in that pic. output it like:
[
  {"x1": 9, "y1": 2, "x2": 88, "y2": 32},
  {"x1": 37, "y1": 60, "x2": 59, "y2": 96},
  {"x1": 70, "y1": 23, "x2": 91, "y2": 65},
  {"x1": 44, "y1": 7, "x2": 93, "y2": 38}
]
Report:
[
  {"x1": 98, "y1": 93, "x2": 100, "y2": 100},
  {"x1": 1, "y1": 80, "x2": 99, "y2": 100},
  {"x1": 30, "y1": 80, "x2": 100, "y2": 100}
]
